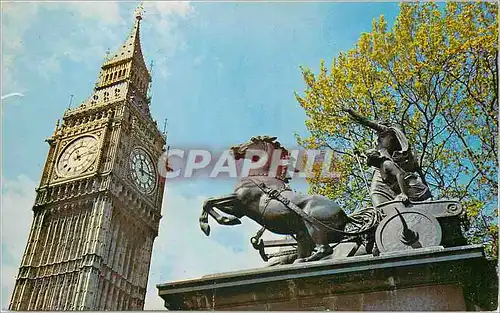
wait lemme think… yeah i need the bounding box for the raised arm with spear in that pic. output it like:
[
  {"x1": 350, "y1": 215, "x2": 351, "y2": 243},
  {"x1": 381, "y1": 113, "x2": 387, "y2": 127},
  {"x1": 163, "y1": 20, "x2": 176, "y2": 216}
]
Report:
[{"x1": 343, "y1": 108, "x2": 431, "y2": 206}]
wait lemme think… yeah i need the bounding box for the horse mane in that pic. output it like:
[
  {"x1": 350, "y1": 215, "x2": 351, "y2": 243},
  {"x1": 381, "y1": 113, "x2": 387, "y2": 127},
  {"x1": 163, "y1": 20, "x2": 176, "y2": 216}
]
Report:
[{"x1": 249, "y1": 135, "x2": 289, "y2": 154}]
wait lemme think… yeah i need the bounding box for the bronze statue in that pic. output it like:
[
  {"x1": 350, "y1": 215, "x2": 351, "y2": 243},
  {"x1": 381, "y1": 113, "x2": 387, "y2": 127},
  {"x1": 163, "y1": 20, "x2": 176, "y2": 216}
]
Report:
[
  {"x1": 198, "y1": 136, "x2": 467, "y2": 265},
  {"x1": 198, "y1": 136, "x2": 380, "y2": 264},
  {"x1": 344, "y1": 109, "x2": 431, "y2": 206}
]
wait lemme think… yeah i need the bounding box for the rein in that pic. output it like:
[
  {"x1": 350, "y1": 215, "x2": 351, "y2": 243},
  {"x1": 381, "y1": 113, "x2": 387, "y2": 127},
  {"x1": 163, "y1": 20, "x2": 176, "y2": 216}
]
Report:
[{"x1": 249, "y1": 179, "x2": 377, "y2": 236}]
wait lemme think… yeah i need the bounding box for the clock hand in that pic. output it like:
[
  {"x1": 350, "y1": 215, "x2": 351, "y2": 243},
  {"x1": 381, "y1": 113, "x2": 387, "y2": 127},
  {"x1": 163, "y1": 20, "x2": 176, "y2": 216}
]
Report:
[
  {"x1": 144, "y1": 171, "x2": 155, "y2": 177},
  {"x1": 79, "y1": 146, "x2": 98, "y2": 158},
  {"x1": 140, "y1": 168, "x2": 149, "y2": 181}
]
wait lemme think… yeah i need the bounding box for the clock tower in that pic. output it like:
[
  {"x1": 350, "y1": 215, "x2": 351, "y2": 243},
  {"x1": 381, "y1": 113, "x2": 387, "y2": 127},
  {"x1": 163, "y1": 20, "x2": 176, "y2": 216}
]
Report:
[{"x1": 9, "y1": 9, "x2": 166, "y2": 311}]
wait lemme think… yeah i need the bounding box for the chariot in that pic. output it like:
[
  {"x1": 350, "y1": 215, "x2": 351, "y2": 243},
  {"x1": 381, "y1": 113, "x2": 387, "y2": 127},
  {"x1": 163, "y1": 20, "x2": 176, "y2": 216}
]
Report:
[{"x1": 251, "y1": 199, "x2": 467, "y2": 263}]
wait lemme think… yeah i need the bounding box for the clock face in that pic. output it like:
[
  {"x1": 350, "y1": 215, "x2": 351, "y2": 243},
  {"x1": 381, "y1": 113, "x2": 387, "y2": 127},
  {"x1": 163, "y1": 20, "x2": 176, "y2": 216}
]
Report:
[
  {"x1": 129, "y1": 148, "x2": 156, "y2": 194},
  {"x1": 57, "y1": 136, "x2": 99, "y2": 177}
]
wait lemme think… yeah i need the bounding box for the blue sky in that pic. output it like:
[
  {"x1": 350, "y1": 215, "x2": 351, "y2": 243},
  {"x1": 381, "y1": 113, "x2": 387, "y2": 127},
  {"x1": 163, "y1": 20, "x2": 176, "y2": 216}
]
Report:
[{"x1": 1, "y1": 1, "x2": 400, "y2": 309}]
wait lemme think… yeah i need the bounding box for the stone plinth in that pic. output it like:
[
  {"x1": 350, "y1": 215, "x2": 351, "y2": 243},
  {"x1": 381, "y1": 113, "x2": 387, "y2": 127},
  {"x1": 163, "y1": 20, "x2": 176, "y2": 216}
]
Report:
[{"x1": 157, "y1": 245, "x2": 498, "y2": 311}]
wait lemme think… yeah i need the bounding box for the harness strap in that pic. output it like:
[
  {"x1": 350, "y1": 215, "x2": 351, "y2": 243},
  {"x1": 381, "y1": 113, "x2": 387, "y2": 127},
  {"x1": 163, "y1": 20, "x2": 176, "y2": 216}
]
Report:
[{"x1": 251, "y1": 180, "x2": 377, "y2": 236}]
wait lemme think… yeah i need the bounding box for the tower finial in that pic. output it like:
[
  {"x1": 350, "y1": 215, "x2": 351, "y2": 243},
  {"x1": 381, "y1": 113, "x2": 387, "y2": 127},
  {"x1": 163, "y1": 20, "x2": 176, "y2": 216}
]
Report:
[
  {"x1": 67, "y1": 94, "x2": 74, "y2": 110},
  {"x1": 163, "y1": 118, "x2": 168, "y2": 135},
  {"x1": 135, "y1": 2, "x2": 144, "y2": 20}
]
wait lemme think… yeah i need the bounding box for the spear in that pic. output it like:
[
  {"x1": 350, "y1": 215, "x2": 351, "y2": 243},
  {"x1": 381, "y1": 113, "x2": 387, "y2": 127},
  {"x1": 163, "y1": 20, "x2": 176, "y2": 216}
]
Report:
[{"x1": 347, "y1": 129, "x2": 371, "y2": 195}]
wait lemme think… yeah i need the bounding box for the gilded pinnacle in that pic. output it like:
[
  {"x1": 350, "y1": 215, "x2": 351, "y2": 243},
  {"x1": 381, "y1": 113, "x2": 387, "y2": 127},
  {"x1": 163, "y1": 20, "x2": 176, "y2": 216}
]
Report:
[{"x1": 135, "y1": 2, "x2": 144, "y2": 20}]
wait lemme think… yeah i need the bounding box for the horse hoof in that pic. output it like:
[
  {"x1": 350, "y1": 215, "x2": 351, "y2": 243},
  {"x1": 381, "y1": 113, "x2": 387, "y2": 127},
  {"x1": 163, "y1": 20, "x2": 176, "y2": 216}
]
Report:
[
  {"x1": 222, "y1": 216, "x2": 241, "y2": 226},
  {"x1": 200, "y1": 223, "x2": 211, "y2": 236},
  {"x1": 293, "y1": 258, "x2": 306, "y2": 264},
  {"x1": 304, "y1": 247, "x2": 333, "y2": 262}
]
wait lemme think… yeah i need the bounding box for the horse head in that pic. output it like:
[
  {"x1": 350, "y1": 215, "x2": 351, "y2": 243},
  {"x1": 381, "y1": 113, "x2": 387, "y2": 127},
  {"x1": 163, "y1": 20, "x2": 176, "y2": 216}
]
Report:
[
  {"x1": 230, "y1": 135, "x2": 282, "y2": 159},
  {"x1": 230, "y1": 135, "x2": 297, "y2": 183}
]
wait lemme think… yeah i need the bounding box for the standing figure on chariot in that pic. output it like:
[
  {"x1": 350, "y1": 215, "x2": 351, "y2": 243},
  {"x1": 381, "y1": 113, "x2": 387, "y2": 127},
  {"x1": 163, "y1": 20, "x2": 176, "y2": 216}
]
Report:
[
  {"x1": 365, "y1": 148, "x2": 432, "y2": 205},
  {"x1": 344, "y1": 109, "x2": 432, "y2": 206}
]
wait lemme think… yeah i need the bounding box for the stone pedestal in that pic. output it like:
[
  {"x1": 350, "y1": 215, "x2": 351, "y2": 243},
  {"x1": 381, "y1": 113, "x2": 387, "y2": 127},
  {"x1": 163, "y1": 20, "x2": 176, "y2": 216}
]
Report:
[{"x1": 157, "y1": 245, "x2": 498, "y2": 311}]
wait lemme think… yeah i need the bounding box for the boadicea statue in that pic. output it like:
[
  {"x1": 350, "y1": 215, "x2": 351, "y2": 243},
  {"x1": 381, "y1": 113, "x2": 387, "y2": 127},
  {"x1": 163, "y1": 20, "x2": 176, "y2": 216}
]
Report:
[{"x1": 199, "y1": 123, "x2": 467, "y2": 264}]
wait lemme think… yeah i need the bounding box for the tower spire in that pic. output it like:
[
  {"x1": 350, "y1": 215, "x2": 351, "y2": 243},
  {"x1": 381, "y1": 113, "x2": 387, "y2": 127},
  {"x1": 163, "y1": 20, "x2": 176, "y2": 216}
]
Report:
[
  {"x1": 103, "y1": 3, "x2": 147, "y2": 68},
  {"x1": 94, "y1": 4, "x2": 151, "y2": 95}
]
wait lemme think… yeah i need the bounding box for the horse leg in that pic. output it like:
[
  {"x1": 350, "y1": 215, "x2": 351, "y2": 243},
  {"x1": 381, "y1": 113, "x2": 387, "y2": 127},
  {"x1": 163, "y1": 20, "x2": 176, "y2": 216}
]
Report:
[
  {"x1": 202, "y1": 195, "x2": 240, "y2": 224},
  {"x1": 218, "y1": 206, "x2": 244, "y2": 218},
  {"x1": 303, "y1": 222, "x2": 333, "y2": 262},
  {"x1": 199, "y1": 209, "x2": 211, "y2": 236},
  {"x1": 210, "y1": 195, "x2": 244, "y2": 224},
  {"x1": 293, "y1": 228, "x2": 315, "y2": 264},
  {"x1": 200, "y1": 196, "x2": 225, "y2": 236},
  {"x1": 199, "y1": 195, "x2": 241, "y2": 236}
]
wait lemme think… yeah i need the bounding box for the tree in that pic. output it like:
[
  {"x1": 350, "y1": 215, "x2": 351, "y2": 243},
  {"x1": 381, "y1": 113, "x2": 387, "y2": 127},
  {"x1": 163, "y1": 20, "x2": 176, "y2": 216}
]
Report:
[{"x1": 295, "y1": 2, "x2": 498, "y2": 257}]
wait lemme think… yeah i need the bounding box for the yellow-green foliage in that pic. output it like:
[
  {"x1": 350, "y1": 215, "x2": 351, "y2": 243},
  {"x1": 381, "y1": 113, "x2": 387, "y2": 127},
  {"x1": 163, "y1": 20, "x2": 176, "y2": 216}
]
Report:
[{"x1": 296, "y1": 2, "x2": 498, "y2": 257}]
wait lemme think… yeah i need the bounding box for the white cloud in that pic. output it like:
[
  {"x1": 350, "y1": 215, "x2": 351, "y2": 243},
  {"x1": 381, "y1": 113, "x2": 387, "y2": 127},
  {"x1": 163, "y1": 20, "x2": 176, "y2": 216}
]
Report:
[
  {"x1": 1, "y1": 3, "x2": 40, "y2": 54},
  {"x1": 38, "y1": 2, "x2": 125, "y2": 76},
  {"x1": 1, "y1": 2, "x2": 195, "y2": 89},
  {"x1": 144, "y1": 2, "x2": 193, "y2": 19},
  {"x1": 55, "y1": 2, "x2": 124, "y2": 26},
  {"x1": 1, "y1": 3, "x2": 41, "y2": 92},
  {"x1": 37, "y1": 55, "x2": 62, "y2": 79},
  {"x1": 1, "y1": 175, "x2": 37, "y2": 310},
  {"x1": 141, "y1": 2, "x2": 194, "y2": 78},
  {"x1": 193, "y1": 55, "x2": 205, "y2": 67},
  {"x1": 41, "y1": 2, "x2": 125, "y2": 67},
  {"x1": 0, "y1": 93, "x2": 24, "y2": 101}
]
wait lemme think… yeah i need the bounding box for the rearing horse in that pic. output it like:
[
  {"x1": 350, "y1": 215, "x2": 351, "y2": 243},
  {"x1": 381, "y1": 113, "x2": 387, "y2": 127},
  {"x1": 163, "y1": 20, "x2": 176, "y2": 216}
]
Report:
[{"x1": 199, "y1": 136, "x2": 350, "y2": 263}]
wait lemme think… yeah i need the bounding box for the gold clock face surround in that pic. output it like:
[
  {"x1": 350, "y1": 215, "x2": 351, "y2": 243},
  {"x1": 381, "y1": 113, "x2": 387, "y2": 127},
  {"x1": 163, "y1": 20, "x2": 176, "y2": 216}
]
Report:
[
  {"x1": 129, "y1": 147, "x2": 156, "y2": 194},
  {"x1": 56, "y1": 135, "x2": 99, "y2": 178}
]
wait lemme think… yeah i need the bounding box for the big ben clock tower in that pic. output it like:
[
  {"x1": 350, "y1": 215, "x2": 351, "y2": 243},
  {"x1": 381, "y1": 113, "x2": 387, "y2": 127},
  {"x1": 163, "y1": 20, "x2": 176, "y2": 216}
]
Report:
[{"x1": 9, "y1": 8, "x2": 166, "y2": 311}]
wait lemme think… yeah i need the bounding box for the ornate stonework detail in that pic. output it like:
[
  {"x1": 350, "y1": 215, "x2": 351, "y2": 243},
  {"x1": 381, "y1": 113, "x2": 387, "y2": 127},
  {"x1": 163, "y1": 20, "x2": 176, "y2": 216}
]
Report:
[{"x1": 10, "y1": 10, "x2": 166, "y2": 311}]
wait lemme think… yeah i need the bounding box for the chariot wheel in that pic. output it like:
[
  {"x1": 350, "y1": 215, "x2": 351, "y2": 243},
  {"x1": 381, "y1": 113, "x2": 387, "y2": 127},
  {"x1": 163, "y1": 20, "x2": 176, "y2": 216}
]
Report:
[{"x1": 375, "y1": 208, "x2": 442, "y2": 253}]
